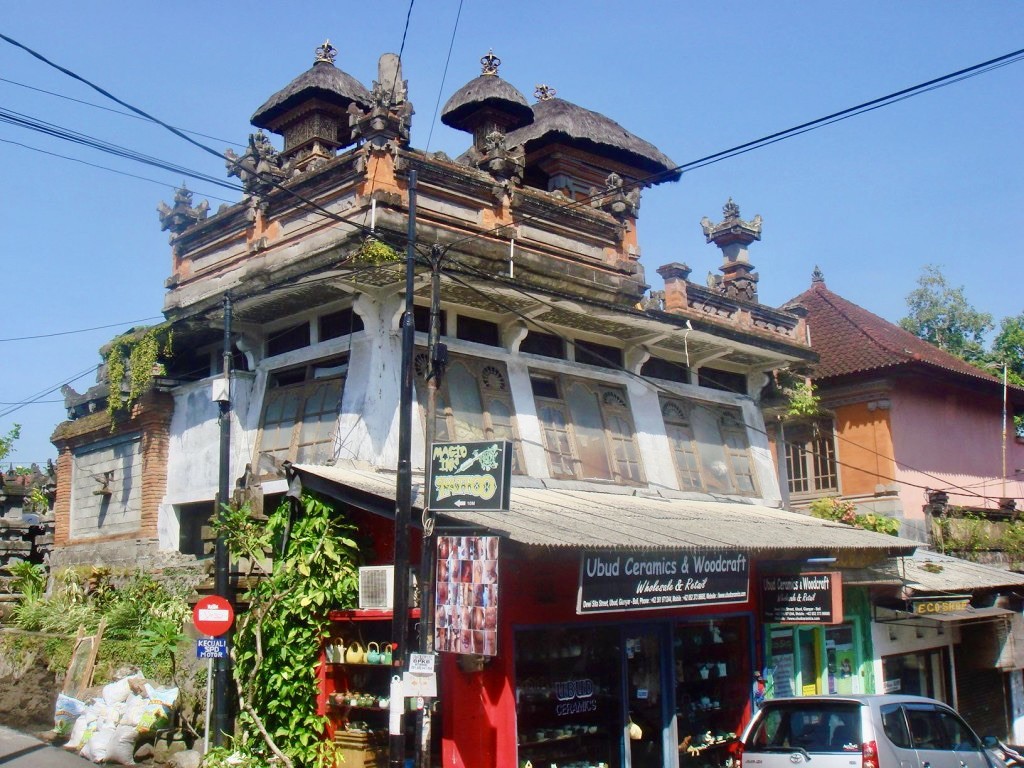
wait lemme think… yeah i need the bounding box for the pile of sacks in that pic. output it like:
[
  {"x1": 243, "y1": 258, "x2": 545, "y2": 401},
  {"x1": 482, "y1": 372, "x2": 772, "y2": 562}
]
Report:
[{"x1": 54, "y1": 673, "x2": 179, "y2": 765}]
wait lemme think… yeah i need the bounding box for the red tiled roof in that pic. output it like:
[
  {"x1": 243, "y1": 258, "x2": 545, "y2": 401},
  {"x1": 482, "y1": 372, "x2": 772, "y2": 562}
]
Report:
[{"x1": 788, "y1": 280, "x2": 1008, "y2": 387}]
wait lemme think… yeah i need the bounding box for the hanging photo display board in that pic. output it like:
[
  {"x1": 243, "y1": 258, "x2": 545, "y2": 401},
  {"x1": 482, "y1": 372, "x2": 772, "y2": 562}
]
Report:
[
  {"x1": 577, "y1": 550, "x2": 749, "y2": 614},
  {"x1": 435, "y1": 535, "x2": 499, "y2": 656},
  {"x1": 761, "y1": 571, "x2": 843, "y2": 624},
  {"x1": 428, "y1": 440, "x2": 512, "y2": 513}
]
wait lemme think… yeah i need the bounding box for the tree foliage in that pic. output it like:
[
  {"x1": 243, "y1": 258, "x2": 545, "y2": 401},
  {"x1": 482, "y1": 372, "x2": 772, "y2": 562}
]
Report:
[
  {"x1": 0, "y1": 423, "x2": 20, "y2": 463},
  {"x1": 899, "y1": 265, "x2": 993, "y2": 364}
]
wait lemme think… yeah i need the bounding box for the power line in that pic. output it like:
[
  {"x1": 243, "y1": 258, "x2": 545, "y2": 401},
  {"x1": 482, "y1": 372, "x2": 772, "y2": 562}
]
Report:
[
  {"x1": 0, "y1": 32, "x2": 416, "y2": 260},
  {"x1": 0, "y1": 365, "x2": 97, "y2": 420},
  {"x1": 442, "y1": 46, "x2": 1024, "y2": 253},
  {"x1": 437, "y1": 250, "x2": 1017, "y2": 506},
  {"x1": 0, "y1": 105, "x2": 243, "y2": 191},
  {"x1": 423, "y1": 0, "x2": 464, "y2": 153},
  {"x1": 0, "y1": 138, "x2": 237, "y2": 203},
  {"x1": 0, "y1": 316, "x2": 165, "y2": 343},
  {"x1": 0, "y1": 76, "x2": 244, "y2": 147}
]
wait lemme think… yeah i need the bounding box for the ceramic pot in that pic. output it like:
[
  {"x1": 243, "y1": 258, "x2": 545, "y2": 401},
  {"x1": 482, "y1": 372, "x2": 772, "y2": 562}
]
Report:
[
  {"x1": 366, "y1": 642, "x2": 381, "y2": 665},
  {"x1": 381, "y1": 643, "x2": 393, "y2": 665},
  {"x1": 345, "y1": 641, "x2": 365, "y2": 664}
]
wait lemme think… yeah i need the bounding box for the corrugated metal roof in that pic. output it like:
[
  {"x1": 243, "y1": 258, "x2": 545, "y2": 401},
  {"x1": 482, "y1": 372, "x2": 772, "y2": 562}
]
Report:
[
  {"x1": 293, "y1": 463, "x2": 916, "y2": 556},
  {"x1": 900, "y1": 549, "x2": 1024, "y2": 593}
]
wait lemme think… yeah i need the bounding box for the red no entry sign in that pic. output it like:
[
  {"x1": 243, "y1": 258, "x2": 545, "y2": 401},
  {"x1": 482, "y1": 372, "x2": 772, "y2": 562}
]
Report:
[{"x1": 193, "y1": 595, "x2": 234, "y2": 637}]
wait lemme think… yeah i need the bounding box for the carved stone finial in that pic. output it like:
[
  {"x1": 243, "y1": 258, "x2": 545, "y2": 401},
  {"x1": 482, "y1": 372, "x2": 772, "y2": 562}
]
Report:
[
  {"x1": 589, "y1": 171, "x2": 640, "y2": 221},
  {"x1": 481, "y1": 50, "x2": 500, "y2": 76},
  {"x1": 225, "y1": 130, "x2": 287, "y2": 195},
  {"x1": 723, "y1": 197, "x2": 740, "y2": 220},
  {"x1": 702, "y1": 198, "x2": 763, "y2": 303},
  {"x1": 157, "y1": 183, "x2": 209, "y2": 238},
  {"x1": 534, "y1": 84, "x2": 557, "y2": 101},
  {"x1": 811, "y1": 265, "x2": 825, "y2": 284},
  {"x1": 315, "y1": 40, "x2": 337, "y2": 65}
]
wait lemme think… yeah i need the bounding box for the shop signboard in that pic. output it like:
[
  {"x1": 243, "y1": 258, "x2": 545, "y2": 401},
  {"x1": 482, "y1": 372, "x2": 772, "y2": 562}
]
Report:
[
  {"x1": 761, "y1": 571, "x2": 843, "y2": 624},
  {"x1": 910, "y1": 597, "x2": 970, "y2": 615},
  {"x1": 576, "y1": 550, "x2": 749, "y2": 614},
  {"x1": 428, "y1": 440, "x2": 512, "y2": 513},
  {"x1": 435, "y1": 535, "x2": 499, "y2": 656}
]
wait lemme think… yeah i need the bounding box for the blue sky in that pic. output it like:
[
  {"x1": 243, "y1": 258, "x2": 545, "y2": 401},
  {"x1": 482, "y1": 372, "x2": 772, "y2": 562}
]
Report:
[{"x1": 1, "y1": 1, "x2": 1022, "y2": 466}]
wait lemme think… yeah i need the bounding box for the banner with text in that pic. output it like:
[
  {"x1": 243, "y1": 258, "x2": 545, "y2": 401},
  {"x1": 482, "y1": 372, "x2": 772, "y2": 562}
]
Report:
[
  {"x1": 761, "y1": 571, "x2": 843, "y2": 624},
  {"x1": 577, "y1": 550, "x2": 749, "y2": 614}
]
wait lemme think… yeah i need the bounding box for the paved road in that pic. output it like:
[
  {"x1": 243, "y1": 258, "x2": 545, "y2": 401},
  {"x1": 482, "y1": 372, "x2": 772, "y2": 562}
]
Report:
[{"x1": 0, "y1": 725, "x2": 92, "y2": 766}]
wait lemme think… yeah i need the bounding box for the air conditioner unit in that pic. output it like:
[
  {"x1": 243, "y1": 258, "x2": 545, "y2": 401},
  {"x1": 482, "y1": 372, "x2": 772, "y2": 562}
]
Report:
[{"x1": 359, "y1": 566, "x2": 394, "y2": 610}]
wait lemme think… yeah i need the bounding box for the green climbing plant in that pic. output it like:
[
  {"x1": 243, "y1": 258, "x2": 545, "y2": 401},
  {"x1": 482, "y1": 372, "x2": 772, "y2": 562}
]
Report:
[
  {"x1": 105, "y1": 325, "x2": 173, "y2": 427},
  {"x1": 212, "y1": 495, "x2": 362, "y2": 768},
  {"x1": 352, "y1": 236, "x2": 400, "y2": 265},
  {"x1": 808, "y1": 496, "x2": 901, "y2": 536},
  {"x1": 785, "y1": 380, "x2": 823, "y2": 418}
]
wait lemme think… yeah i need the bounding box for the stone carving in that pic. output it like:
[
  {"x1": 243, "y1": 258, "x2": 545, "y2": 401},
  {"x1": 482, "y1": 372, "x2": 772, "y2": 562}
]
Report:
[
  {"x1": 590, "y1": 172, "x2": 641, "y2": 220},
  {"x1": 534, "y1": 84, "x2": 557, "y2": 101},
  {"x1": 157, "y1": 185, "x2": 209, "y2": 238},
  {"x1": 224, "y1": 131, "x2": 288, "y2": 197},
  {"x1": 350, "y1": 53, "x2": 414, "y2": 147},
  {"x1": 465, "y1": 129, "x2": 526, "y2": 194}
]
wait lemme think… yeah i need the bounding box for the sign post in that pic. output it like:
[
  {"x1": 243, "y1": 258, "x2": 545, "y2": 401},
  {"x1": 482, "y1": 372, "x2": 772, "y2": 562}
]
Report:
[{"x1": 193, "y1": 596, "x2": 235, "y2": 753}]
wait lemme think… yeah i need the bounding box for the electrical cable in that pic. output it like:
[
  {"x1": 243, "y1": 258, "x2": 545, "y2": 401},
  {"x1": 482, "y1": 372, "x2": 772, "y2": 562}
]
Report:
[
  {"x1": 439, "y1": 46, "x2": 1024, "y2": 253},
  {"x1": 436, "y1": 250, "x2": 1019, "y2": 505},
  {"x1": 423, "y1": 0, "x2": 464, "y2": 153},
  {"x1": 0, "y1": 137, "x2": 236, "y2": 203},
  {"x1": 0, "y1": 365, "x2": 97, "y2": 419},
  {"x1": 0, "y1": 32, "x2": 416, "y2": 258},
  {"x1": 0, "y1": 316, "x2": 165, "y2": 343},
  {"x1": 0, "y1": 75, "x2": 244, "y2": 147}
]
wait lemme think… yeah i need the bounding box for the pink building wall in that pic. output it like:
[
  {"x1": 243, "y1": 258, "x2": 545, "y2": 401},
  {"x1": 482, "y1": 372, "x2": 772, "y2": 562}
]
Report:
[{"x1": 888, "y1": 380, "x2": 1024, "y2": 524}]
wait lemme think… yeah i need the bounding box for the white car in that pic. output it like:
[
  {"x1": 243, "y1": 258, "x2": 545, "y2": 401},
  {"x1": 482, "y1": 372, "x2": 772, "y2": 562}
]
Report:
[{"x1": 737, "y1": 694, "x2": 1001, "y2": 768}]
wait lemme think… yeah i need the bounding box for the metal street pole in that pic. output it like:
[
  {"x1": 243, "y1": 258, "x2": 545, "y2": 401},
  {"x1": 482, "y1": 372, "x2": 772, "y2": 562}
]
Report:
[
  {"x1": 214, "y1": 291, "x2": 233, "y2": 746},
  {"x1": 390, "y1": 169, "x2": 417, "y2": 768},
  {"x1": 1001, "y1": 362, "x2": 1008, "y2": 498},
  {"x1": 416, "y1": 243, "x2": 445, "y2": 768}
]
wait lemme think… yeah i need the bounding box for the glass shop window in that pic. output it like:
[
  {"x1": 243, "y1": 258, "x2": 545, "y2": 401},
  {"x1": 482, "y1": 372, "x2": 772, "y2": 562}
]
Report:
[
  {"x1": 674, "y1": 617, "x2": 751, "y2": 768},
  {"x1": 515, "y1": 626, "x2": 623, "y2": 768}
]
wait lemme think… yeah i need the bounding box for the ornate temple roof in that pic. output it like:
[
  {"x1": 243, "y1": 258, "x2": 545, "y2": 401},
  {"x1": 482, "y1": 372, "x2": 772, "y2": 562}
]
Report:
[
  {"x1": 506, "y1": 92, "x2": 680, "y2": 182},
  {"x1": 251, "y1": 41, "x2": 372, "y2": 129},
  {"x1": 441, "y1": 52, "x2": 534, "y2": 132}
]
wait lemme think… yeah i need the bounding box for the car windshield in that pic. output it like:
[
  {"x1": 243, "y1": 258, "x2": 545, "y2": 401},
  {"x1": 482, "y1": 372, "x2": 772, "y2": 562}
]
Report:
[{"x1": 749, "y1": 703, "x2": 862, "y2": 753}]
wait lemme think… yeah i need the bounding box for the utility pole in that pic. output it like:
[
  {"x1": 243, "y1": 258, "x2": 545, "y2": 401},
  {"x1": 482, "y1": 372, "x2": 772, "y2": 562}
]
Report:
[
  {"x1": 416, "y1": 243, "x2": 446, "y2": 768},
  {"x1": 390, "y1": 169, "x2": 417, "y2": 768},
  {"x1": 214, "y1": 291, "x2": 233, "y2": 746}
]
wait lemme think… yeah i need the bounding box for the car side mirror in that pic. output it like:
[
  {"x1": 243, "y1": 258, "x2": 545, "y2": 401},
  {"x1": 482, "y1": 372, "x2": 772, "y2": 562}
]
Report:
[{"x1": 983, "y1": 736, "x2": 999, "y2": 749}]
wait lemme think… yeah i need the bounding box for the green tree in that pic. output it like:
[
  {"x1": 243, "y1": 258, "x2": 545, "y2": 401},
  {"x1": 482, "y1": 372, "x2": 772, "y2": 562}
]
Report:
[
  {"x1": 899, "y1": 265, "x2": 993, "y2": 364},
  {"x1": 992, "y1": 313, "x2": 1024, "y2": 388},
  {"x1": 0, "y1": 424, "x2": 21, "y2": 463}
]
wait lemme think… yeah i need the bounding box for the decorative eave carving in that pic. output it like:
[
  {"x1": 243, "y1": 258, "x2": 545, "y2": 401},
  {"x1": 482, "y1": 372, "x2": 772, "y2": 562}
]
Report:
[
  {"x1": 590, "y1": 172, "x2": 640, "y2": 221},
  {"x1": 157, "y1": 185, "x2": 210, "y2": 240},
  {"x1": 225, "y1": 131, "x2": 289, "y2": 200},
  {"x1": 700, "y1": 198, "x2": 762, "y2": 246},
  {"x1": 349, "y1": 53, "x2": 414, "y2": 148}
]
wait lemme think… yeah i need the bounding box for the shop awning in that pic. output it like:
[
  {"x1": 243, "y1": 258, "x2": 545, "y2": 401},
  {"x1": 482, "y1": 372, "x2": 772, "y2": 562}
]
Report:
[
  {"x1": 293, "y1": 462, "x2": 917, "y2": 557},
  {"x1": 900, "y1": 549, "x2": 1024, "y2": 593}
]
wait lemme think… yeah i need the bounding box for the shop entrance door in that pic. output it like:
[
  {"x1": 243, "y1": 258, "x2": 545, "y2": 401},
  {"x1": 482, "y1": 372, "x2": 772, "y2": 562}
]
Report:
[{"x1": 625, "y1": 628, "x2": 668, "y2": 768}]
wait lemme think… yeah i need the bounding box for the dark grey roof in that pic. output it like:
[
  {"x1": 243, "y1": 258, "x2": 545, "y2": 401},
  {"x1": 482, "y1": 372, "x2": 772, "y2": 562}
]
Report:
[
  {"x1": 441, "y1": 75, "x2": 534, "y2": 131},
  {"x1": 900, "y1": 549, "x2": 1024, "y2": 593},
  {"x1": 294, "y1": 462, "x2": 916, "y2": 556},
  {"x1": 251, "y1": 61, "x2": 371, "y2": 128},
  {"x1": 505, "y1": 97, "x2": 680, "y2": 182}
]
